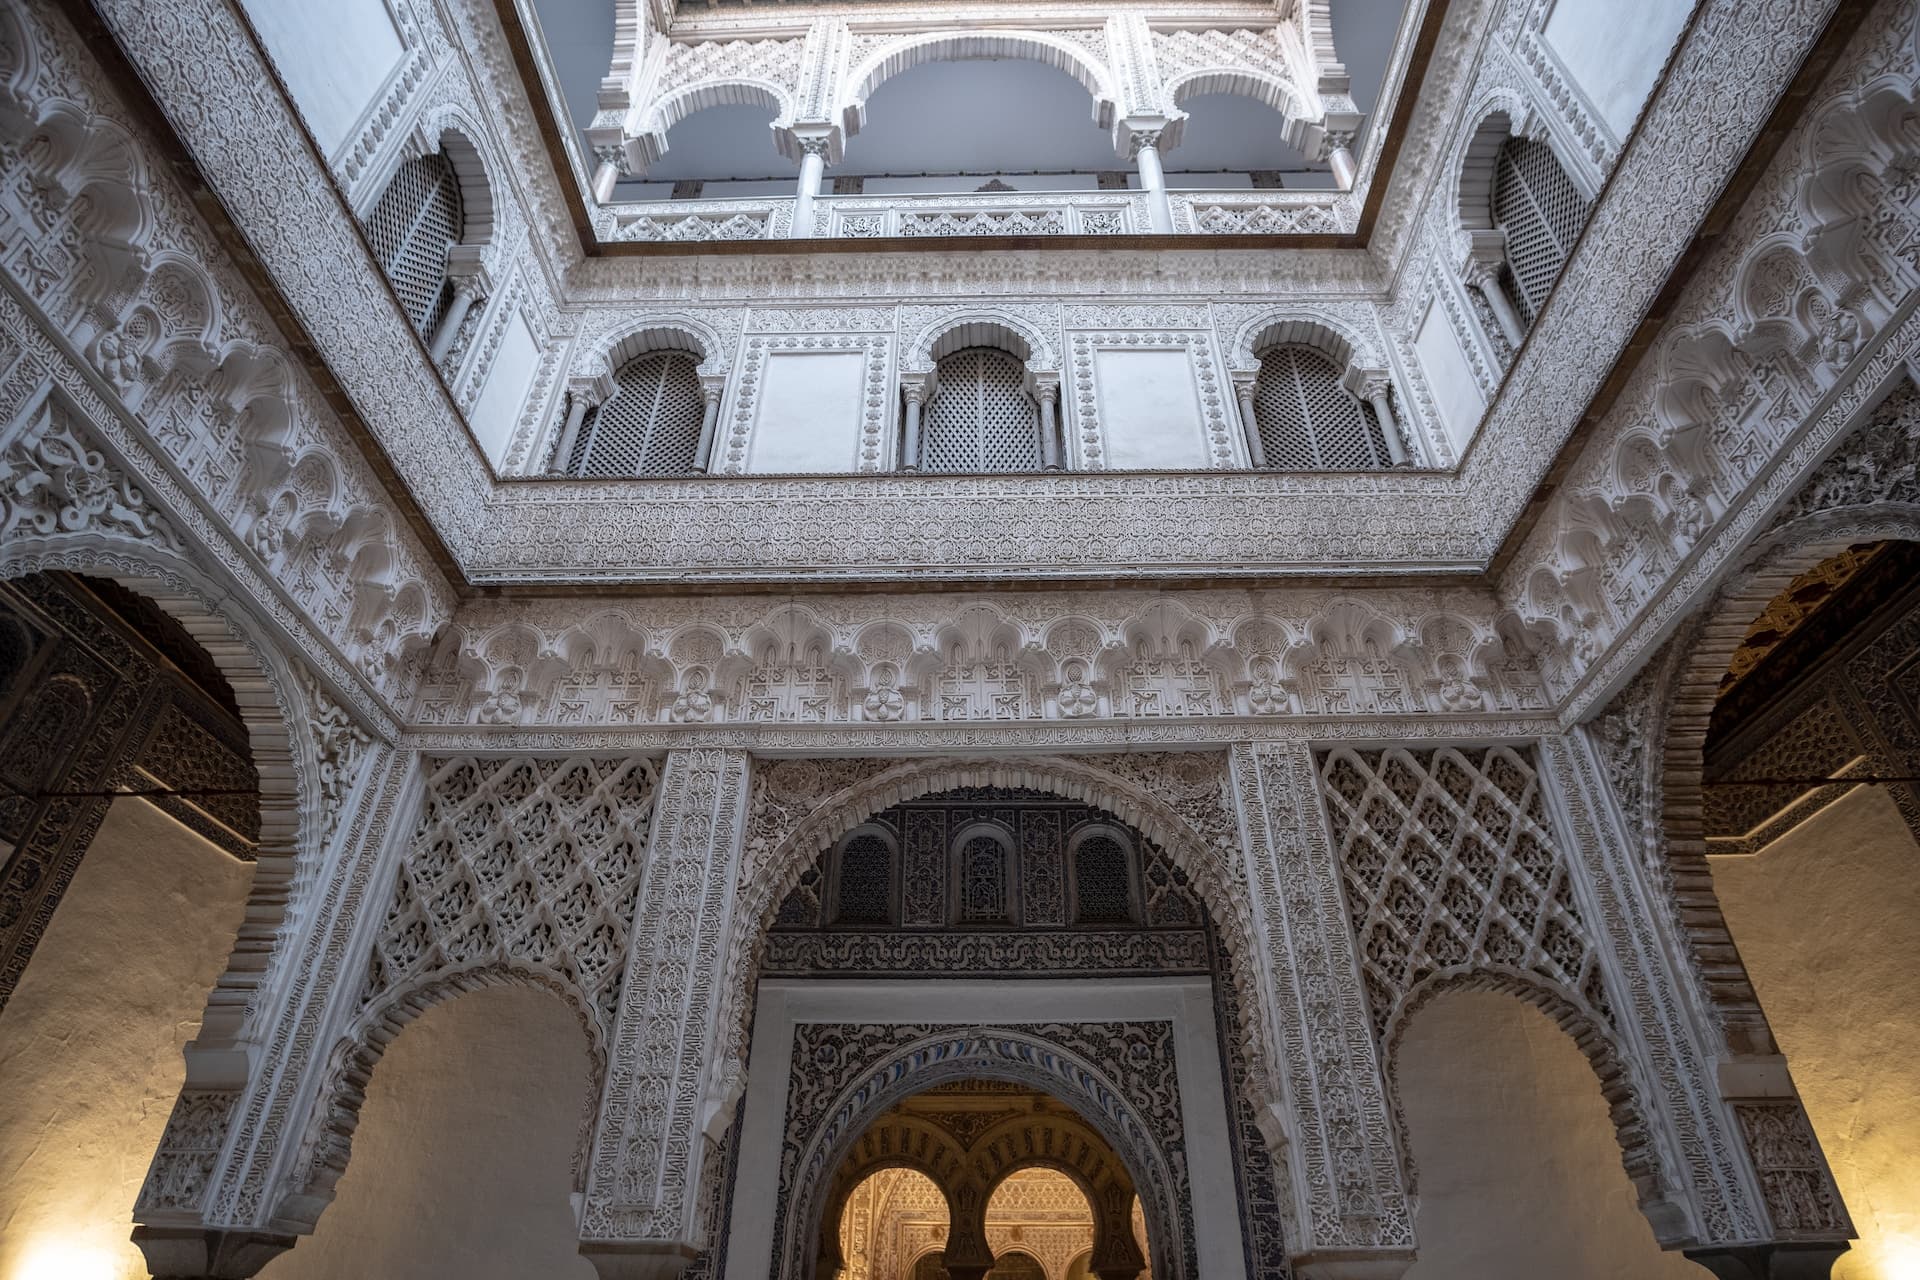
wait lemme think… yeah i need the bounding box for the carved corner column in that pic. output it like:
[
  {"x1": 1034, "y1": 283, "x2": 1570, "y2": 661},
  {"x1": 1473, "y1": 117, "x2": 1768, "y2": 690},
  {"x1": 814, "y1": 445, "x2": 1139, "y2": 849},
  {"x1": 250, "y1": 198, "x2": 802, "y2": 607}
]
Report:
[
  {"x1": 1226, "y1": 743, "x2": 1416, "y2": 1280},
  {"x1": 900, "y1": 373, "x2": 930, "y2": 471},
  {"x1": 1032, "y1": 372, "x2": 1064, "y2": 470},
  {"x1": 695, "y1": 376, "x2": 725, "y2": 472},
  {"x1": 1460, "y1": 231, "x2": 1526, "y2": 349},
  {"x1": 1344, "y1": 368, "x2": 1409, "y2": 467},
  {"x1": 132, "y1": 740, "x2": 423, "y2": 1279},
  {"x1": 1233, "y1": 372, "x2": 1267, "y2": 468},
  {"x1": 581, "y1": 748, "x2": 752, "y2": 1280},
  {"x1": 429, "y1": 248, "x2": 491, "y2": 365},
  {"x1": 553, "y1": 373, "x2": 615, "y2": 475},
  {"x1": 1545, "y1": 730, "x2": 1853, "y2": 1278},
  {"x1": 1121, "y1": 117, "x2": 1174, "y2": 235}
]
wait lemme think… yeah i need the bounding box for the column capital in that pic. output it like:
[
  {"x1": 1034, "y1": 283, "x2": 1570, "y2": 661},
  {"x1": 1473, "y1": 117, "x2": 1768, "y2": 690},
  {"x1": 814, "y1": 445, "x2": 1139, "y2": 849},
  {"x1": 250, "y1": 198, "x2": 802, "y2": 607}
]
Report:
[
  {"x1": 1459, "y1": 227, "x2": 1510, "y2": 284},
  {"x1": 778, "y1": 120, "x2": 843, "y2": 166},
  {"x1": 444, "y1": 244, "x2": 492, "y2": 300},
  {"x1": 900, "y1": 371, "x2": 933, "y2": 404},
  {"x1": 1119, "y1": 115, "x2": 1171, "y2": 157},
  {"x1": 567, "y1": 371, "x2": 617, "y2": 409},
  {"x1": 1027, "y1": 370, "x2": 1062, "y2": 401},
  {"x1": 1344, "y1": 366, "x2": 1394, "y2": 402}
]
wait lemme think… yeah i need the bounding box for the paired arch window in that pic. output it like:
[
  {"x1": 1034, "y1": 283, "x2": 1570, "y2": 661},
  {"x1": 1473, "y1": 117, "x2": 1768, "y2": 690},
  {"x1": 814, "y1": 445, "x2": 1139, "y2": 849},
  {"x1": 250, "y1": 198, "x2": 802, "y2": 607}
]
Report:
[
  {"x1": 954, "y1": 830, "x2": 1015, "y2": 925},
  {"x1": 922, "y1": 347, "x2": 1042, "y2": 473},
  {"x1": 1251, "y1": 344, "x2": 1393, "y2": 470},
  {"x1": 564, "y1": 351, "x2": 706, "y2": 477},
  {"x1": 1492, "y1": 136, "x2": 1589, "y2": 324},
  {"x1": 366, "y1": 152, "x2": 464, "y2": 338}
]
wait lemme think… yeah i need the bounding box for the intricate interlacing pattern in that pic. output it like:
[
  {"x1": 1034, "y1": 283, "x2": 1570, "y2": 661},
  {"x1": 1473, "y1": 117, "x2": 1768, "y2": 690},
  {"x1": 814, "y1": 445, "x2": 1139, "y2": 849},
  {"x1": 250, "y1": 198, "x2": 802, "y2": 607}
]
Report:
[
  {"x1": 1317, "y1": 744, "x2": 1612, "y2": 1034},
  {"x1": 364, "y1": 757, "x2": 660, "y2": 1045}
]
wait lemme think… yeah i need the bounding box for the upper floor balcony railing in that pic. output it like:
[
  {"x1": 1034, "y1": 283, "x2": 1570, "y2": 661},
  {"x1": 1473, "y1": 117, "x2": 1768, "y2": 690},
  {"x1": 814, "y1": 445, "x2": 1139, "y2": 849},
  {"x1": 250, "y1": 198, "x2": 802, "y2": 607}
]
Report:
[{"x1": 604, "y1": 187, "x2": 1352, "y2": 243}]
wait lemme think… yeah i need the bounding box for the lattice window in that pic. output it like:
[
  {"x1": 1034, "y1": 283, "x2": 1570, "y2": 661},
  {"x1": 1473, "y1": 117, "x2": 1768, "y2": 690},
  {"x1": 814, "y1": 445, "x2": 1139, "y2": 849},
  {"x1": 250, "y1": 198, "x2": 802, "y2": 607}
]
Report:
[
  {"x1": 1073, "y1": 834, "x2": 1135, "y2": 923},
  {"x1": 956, "y1": 833, "x2": 1012, "y2": 924},
  {"x1": 1315, "y1": 745, "x2": 1614, "y2": 1036},
  {"x1": 1251, "y1": 345, "x2": 1392, "y2": 470},
  {"x1": 365, "y1": 152, "x2": 463, "y2": 337},
  {"x1": 566, "y1": 351, "x2": 706, "y2": 477},
  {"x1": 921, "y1": 347, "x2": 1042, "y2": 473},
  {"x1": 835, "y1": 833, "x2": 894, "y2": 925},
  {"x1": 1492, "y1": 136, "x2": 1589, "y2": 325}
]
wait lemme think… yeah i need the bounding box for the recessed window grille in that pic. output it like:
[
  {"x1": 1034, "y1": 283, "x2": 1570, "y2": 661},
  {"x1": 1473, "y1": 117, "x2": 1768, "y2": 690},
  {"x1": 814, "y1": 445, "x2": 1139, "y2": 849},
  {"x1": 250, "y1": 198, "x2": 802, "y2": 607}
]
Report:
[
  {"x1": 1251, "y1": 345, "x2": 1391, "y2": 470},
  {"x1": 834, "y1": 833, "x2": 893, "y2": 925},
  {"x1": 957, "y1": 834, "x2": 1011, "y2": 924},
  {"x1": 365, "y1": 152, "x2": 463, "y2": 337},
  {"x1": 1073, "y1": 834, "x2": 1134, "y2": 923},
  {"x1": 565, "y1": 351, "x2": 706, "y2": 477},
  {"x1": 921, "y1": 347, "x2": 1042, "y2": 473},
  {"x1": 1492, "y1": 136, "x2": 1589, "y2": 325}
]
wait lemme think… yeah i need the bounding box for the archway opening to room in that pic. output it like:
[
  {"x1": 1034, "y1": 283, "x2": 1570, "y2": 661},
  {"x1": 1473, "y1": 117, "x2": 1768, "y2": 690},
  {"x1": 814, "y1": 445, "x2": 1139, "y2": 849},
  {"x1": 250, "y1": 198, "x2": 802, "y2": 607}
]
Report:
[
  {"x1": 0, "y1": 571, "x2": 263, "y2": 1280},
  {"x1": 714, "y1": 779, "x2": 1286, "y2": 1280},
  {"x1": 1697, "y1": 540, "x2": 1920, "y2": 1280},
  {"x1": 620, "y1": 98, "x2": 795, "y2": 201},
  {"x1": 1391, "y1": 988, "x2": 1700, "y2": 1280},
  {"x1": 819, "y1": 1082, "x2": 1146, "y2": 1280}
]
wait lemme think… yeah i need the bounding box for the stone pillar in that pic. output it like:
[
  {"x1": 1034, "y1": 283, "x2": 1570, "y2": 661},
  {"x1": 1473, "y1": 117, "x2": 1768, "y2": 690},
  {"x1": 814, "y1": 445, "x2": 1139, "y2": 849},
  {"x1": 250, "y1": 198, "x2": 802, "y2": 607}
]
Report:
[
  {"x1": 1357, "y1": 373, "x2": 1410, "y2": 466},
  {"x1": 1235, "y1": 374, "x2": 1267, "y2": 468},
  {"x1": 133, "y1": 741, "x2": 423, "y2": 1279},
  {"x1": 1131, "y1": 129, "x2": 1174, "y2": 235},
  {"x1": 428, "y1": 248, "x2": 489, "y2": 365},
  {"x1": 1327, "y1": 144, "x2": 1358, "y2": 190},
  {"x1": 1034, "y1": 374, "x2": 1063, "y2": 470},
  {"x1": 792, "y1": 134, "x2": 832, "y2": 239},
  {"x1": 553, "y1": 395, "x2": 591, "y2": 474},
  {"x1": 695, "y1": 379, "x2": 724, "y2": 472},
  {"x1": 580, "y1": 748, "x2": 752, "y2": 1280},
  {"x1": 900, "y1": 375, "x2": 929, "y2": 471},
  {"x1": 1227, "y1": 743, "x2": 1417, "y2": 1280},
  {"x1": 1463, "y1": 231, "x2": 1526, "y2": 348}
]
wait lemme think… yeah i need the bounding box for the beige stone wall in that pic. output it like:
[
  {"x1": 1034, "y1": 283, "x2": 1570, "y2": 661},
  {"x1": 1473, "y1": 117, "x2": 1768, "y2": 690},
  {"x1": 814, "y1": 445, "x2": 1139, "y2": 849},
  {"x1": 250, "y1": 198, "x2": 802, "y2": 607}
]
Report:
[
  {"x1": 0, "y1": 799, "x2": 250, "y2": 1280},
  {"x1": 1396, "y1": 989, "x2": 1699, "y2": 1280},
  {"x1": 262, "y1": 983, "x2": 599, "y2": 1280},
  {"x1": 1712, "y1": 785, "x2": 1920, "y2": 1280}
]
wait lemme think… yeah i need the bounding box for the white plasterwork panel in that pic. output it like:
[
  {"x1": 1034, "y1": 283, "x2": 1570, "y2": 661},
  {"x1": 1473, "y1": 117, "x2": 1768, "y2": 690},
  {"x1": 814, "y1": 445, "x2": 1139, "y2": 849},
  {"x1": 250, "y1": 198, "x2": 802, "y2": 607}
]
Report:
[
  {"x1": 747, "y1": 350, "x2": 868, "y2": 474},
  {"x1": 1413, "y1": 298, "x2": 1487, "y2": 457},
  {"x1": 240, "y1": 0, "x2": 405, "y2": 157},
  {"x1": 1090, "y1": 348, "x2": 1211, "y2": 470},
  {"x1": 471, "y1": 310, "x2": 542, "y2": 468},
  {"x1": 1540, "y1": 0, "x2": 1693, "y2": 141}
]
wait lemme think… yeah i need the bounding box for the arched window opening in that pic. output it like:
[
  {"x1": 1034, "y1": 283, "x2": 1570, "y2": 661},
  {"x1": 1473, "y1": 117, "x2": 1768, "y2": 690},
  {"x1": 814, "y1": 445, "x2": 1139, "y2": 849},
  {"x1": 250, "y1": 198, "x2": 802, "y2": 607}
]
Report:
[
  {"x1": 1251, "y1": 344, "x2": 1393, "y2": 469},
  {"x1": 955, "y1": 831, "x2": 1014, "y2": 925},
  {"x1": 1492, "y1": 136, "x2": 1589, "y2": 325},
  {"x1": 565, "y1": 351, "x2": 706, "y2": 477},
  {"x1": 833, "y1": 831, "x2": 895, "y2": 926},
  {"x1": 922, "y1": 347, "x2": 1042, "y2": 473},
  {"x1": 1072, "y1": 833, "x2": 1136, "y2": 924},
  {"x1": 366, "y1": 152, "x2": 464, "y2": 338}
]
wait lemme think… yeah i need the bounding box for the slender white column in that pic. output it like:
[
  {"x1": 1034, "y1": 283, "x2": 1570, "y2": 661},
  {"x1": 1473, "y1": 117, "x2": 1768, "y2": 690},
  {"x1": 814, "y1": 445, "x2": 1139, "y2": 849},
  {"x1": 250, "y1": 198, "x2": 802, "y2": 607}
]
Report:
[
  {"x1": 1464, "y1": 251, "x2": 1527, "y2": 348},
  {"x1": 1132, "y1": 132, "x2": 1174, "y2": 235},
  {"x1": 1035, "y1": 379, "x2": 1063, "y2": 470},
  {"x1": 1328, "y1": 145, "x2": 1358, "y2": 190},
  {"x1": 552, "y1": 395, "x2": 591, "y2": 473},
  {"x1": 427, "y1": 284, "x2": 478, "y2": 363},
  {"x1": 1365, "y1": 379, "x2": 1410, "y2": 467},
  {"x1": 793, "y1": 141, "x2": 829, "y2": 239},
  {"x1": 695, "y1": 387, "x2": 722, "y2": 472},
  {"x1": 901, "y1": 382, "x2": 926, "y2": 471},
  {"x1": 1237, "y1": 384, "x2": 1268, "y2": 468}
]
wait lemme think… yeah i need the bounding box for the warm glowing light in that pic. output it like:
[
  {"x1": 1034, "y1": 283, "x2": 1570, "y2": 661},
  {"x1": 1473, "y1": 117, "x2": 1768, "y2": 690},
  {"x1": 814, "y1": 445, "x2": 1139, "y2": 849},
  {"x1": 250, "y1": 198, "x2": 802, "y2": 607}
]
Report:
[
  {"x1": 16, "y1": 1240, "x2": 122, "y2": 1280},
  {"x1": 1884, "y1": 1236, "x2": 1920, "y2": 1280}
]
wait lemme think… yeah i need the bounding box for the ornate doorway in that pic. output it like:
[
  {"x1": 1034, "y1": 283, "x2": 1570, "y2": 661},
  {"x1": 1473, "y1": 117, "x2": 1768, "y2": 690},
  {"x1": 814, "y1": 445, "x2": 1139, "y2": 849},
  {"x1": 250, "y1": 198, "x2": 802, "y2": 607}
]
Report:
[{"x1": 712, "y1": 787, "x2": 1290, "y2": 1280}]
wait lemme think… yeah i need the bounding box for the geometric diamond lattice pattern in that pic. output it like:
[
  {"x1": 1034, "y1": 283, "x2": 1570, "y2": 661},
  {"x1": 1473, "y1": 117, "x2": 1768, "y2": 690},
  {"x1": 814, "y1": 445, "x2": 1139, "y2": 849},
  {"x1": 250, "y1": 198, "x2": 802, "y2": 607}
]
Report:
[
  {"x1": 1317, "y1": 744, "x2": 1613, "y2": 1036},
  {"x1": 568, "y1": 351, "x2": 706, "y2": 477},
  {"x1": 362, "y1": 757, "x2": 660, "y2": 1048},
  {"x1": 1492, "y1": 137, "x2": 1589, "y2": 325},
  {"x1": 1252, "y1": 344, "x2": 1392, "y2": 470},
  {"x1": 363, "y1": 151, "x2": 463, "y2": 337}
]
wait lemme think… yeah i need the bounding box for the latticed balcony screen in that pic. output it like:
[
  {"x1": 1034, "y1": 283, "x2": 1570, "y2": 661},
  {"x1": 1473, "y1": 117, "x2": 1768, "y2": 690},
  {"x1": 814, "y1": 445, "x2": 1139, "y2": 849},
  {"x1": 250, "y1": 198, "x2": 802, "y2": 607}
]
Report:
[
  {"x1": 1252, "y1": 345, "x2": 1392, "y2": 469},
  {"x1": 1073, "y1": 834, "x2": 1135, "y2": 923},
  {"x1": 566, "y1": 351, "x2": 705, "y2": 477},
  {"x1": 1492, "y1": 136, "x2": 1589, "y2": 324},
  {"x1": 833, "y1": 833, "x2": 894, "y2": 924},
  {"x1": 922, "y1": 347, "x2": 1042, "y2": 472},
  {"x1": 365, "y1": 152, "x2": 463, "y2": 337}
]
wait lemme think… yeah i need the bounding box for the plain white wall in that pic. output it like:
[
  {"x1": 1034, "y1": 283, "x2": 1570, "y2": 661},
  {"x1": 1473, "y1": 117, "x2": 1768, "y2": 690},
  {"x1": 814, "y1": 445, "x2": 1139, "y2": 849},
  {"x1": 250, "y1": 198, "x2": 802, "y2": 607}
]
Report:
[
  {"x1": 1413, "y1": 298, "x2": 1487, "y2": 458},
  {"x1": 262, "y1": 984, "x2": 599, "y2": 1280},
  {"x1": 470, "y1": 311, "x2": 541, "y2": 468},
  {"x1": 1712, "y1": 785, "x2": 1920, "y2": 1280},
  {"x1": 1541, "y1": 0, "x2": 1694, "y2": 141},
  {"x1": 1089, "y1": 348, "x2": 1211, "y2": 470},
  {"x1": 747, "y1": 351, "x2": 869, "y2": 473},
  {"x1": 1397, "y1": 989, "x2": 1699, "y2": 1280},
  {"x1": 240, "y1": 0, "x2": 405, "y2": 158},
  {"x1": 0, "y1": 799, "x2": 250, "y2": 1280}
]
